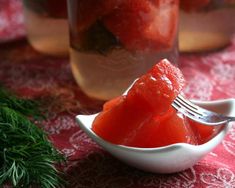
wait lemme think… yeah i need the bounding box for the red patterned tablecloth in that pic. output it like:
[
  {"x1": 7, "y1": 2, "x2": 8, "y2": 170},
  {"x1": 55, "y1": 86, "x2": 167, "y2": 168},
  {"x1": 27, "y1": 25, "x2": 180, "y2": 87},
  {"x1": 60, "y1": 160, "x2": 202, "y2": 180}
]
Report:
[{"x1": 1, "y1": 1, "x2": 235, "y2": 187}]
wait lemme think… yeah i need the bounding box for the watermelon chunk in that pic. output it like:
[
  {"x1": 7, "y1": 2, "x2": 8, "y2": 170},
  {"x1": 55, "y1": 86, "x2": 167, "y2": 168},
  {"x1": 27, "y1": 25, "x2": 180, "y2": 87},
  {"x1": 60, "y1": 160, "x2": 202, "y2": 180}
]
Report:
[
  {"x1": 126, "y1": 108, "x2": 198, "y2": 148},
  {"x1": 186, "y1": 118, "x2": 221, "y2": 144},
  {"x1": 180, "y1": 0, "x2": 210, "y2": 12},
  {"x1": 92, "y1": 95, "x2": 153, "y2": 145},
  {"x1": 92, "y1": 94, "x2": 151, "y2": 145},
  {"x1": 72, "y1": 0, "x2": 122, "y2": 31},
  {"x1": 103, "y1": 0, "x2": 178, "y2": 51},
  {"x1": 92, "y1": 59, "x2": 186, "y2": 146},
  {"x1": 127, "y1": 59, "x2": 185, "y2": 115},
  {"x1": 103, "y1": 96, "x2": 125, "y2": 112}
]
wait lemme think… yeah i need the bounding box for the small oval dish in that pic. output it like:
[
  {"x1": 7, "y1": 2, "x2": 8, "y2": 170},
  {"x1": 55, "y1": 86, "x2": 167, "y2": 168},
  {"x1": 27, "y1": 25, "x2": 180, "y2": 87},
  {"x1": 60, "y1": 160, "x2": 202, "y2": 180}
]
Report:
[{"x1": 76, "y1": 99, "x2": 235, "y2": 174}]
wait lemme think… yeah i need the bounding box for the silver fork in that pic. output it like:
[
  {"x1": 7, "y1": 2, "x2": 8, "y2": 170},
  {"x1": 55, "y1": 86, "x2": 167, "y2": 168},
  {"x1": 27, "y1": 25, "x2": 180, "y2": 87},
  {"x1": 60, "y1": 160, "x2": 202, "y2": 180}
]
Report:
[{"x1": 172, "y1": 95, "x2": 235, "y2": 126}]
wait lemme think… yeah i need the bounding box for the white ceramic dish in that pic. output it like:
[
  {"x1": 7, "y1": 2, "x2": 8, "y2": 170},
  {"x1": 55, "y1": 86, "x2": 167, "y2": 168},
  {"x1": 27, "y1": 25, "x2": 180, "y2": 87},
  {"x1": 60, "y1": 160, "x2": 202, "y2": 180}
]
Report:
[{"x1": 76, "y1": 99, "x2": 235, "y2": 174}]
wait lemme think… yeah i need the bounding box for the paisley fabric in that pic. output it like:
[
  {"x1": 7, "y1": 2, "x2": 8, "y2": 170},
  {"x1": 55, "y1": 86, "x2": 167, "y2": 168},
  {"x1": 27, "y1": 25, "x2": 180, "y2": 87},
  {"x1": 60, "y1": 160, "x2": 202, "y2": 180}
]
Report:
[{"x1": 1, "y1": 1, "x2": 235, "y2": 187}]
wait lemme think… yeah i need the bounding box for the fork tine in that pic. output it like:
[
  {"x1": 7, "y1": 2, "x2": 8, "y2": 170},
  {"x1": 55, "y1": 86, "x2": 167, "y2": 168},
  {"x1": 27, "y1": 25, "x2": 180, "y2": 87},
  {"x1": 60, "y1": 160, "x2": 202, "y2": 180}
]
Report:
[
  {"x1": 172, "y1": 95, "x2": 234, "y2": 126},
  {"x1": 173, "y1": 95, "x2": 203, "y2": 117},
  {"x1": 172, "y1": 98, "x2": 208, "y2": 124},
  {"x1": 177, "y1": 95, "x2": 198, "y2": 111}
]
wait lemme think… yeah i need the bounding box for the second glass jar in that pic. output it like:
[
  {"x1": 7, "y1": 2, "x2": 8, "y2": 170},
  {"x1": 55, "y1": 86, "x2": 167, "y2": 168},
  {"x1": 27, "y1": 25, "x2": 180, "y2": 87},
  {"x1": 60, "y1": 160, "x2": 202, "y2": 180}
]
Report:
[
  {"x1": 23, "y1": 0, "x2": 69, "y2": 56},
  {"x1": 179, "y1": 0, "x2": 235, "y2": 52}
]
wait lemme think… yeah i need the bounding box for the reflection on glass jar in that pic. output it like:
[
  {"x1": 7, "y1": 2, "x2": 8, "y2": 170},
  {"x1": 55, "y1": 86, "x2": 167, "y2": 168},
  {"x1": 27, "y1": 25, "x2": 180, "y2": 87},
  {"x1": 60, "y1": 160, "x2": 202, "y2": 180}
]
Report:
[
  {"x1": 67, "y1": 0, "x2": 179, "y2": 101},
  {"x1": 23, "y1": 0, "x2": 69, "y2": 56},
  {"x1": 180, "y1": 0, "x2": 235, "y2": 52}
]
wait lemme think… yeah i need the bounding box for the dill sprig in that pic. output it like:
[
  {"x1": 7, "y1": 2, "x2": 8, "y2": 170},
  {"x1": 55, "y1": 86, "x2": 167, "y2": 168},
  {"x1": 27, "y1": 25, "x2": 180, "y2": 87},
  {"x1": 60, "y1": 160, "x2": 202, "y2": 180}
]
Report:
[
  {"x1": 0, "y1": 86, "x2": 43, "y2": 119},
  {"x1": 0, "y1": 86, "x2": 65, "y2": 187}
]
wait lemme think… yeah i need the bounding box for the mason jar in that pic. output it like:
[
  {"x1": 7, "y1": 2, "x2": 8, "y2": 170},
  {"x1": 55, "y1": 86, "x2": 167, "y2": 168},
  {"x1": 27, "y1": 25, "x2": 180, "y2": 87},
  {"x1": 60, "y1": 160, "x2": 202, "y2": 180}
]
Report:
[{"x1": 67, "y1": 0, "x2": 179, "y2": 100}]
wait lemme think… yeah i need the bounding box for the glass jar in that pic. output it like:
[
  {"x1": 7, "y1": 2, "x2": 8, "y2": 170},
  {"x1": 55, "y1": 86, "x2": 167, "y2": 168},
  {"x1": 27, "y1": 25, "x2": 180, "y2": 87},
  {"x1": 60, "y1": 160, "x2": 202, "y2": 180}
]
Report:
[
  {"x1": 179, "y1": 0, "x2": 235, "y2": 52},
  {"x1": 23, "y1": 0, "x2": 69, "y2": 56},
  {"x1": 67, "y1": 0, "x2": 179, "y2": 101}
]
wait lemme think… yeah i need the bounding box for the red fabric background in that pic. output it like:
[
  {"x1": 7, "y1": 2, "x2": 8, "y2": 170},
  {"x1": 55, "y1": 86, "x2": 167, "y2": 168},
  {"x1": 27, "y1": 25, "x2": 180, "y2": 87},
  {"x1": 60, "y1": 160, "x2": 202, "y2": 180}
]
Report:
[{"x1": 1, "y1": 1, "x2": 235, "y2": 187}]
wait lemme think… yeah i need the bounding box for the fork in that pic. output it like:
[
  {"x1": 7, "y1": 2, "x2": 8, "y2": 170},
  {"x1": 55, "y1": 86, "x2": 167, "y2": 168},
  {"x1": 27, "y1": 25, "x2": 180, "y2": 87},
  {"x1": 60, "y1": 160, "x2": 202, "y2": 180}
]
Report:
[{"x1": 172, "y1": 95, "x2": 235, "y2": 126}]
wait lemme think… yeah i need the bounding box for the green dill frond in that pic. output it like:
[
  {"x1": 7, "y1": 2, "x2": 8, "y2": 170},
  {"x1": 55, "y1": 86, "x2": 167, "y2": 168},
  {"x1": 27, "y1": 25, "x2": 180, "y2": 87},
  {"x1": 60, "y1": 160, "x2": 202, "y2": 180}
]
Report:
[
  {"x1": 0, "y1": 86, "x2": 66, "y2": 187},
  {"x1": 0, "y1": 85, "x2": 44, "y2": 120}
]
